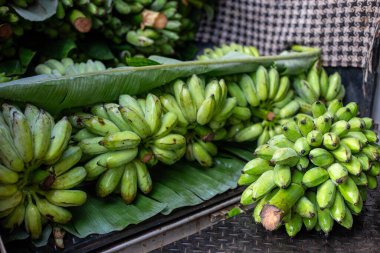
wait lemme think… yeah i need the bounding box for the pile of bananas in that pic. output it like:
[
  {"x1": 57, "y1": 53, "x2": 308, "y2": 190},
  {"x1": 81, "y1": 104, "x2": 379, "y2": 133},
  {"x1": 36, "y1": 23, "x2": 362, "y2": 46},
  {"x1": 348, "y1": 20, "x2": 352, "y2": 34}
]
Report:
[
  {"x1": 70, "y1": 93, "x2": 186, "y2": 203},
  {"x1": 238, "y1": 100, "x2": 379, "y2": 236},
  {"x1": 197, "y1": 43, "x2": 260, "y2": 60},
  {"x1": 293, "y1": 63, "x2": 345, "y2": 112},
  {"x1": 0, "y1": 104, "x2": 87, "y2": 239},
  {"x1": 35, "y1": 58, "x2": 106, "y2": 76},
  {"x1": 225, "y1": 66, "x2": 298, "y2": 146}
]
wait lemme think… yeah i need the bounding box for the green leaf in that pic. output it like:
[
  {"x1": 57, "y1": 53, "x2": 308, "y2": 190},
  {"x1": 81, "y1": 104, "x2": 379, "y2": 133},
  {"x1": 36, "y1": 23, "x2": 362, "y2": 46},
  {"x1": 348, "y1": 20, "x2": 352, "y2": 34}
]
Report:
[
  {"x1": 42, "y1": 39, "x2": 77, "y2": 59},
  {"x1": 126, "y1": 57, "x2": 160, "y2": 67},
  {"x1": 0, "y1": 48, "x2": 36, "y2": 76},
  {"x1": 82, "y1": 41, "x2": 114, "y2": 60},
  {"x1": 0, "y1": 49, "x2": 320, "y2": 115},
  {"x1": 11, "y1": 0, "x2": 58, "y2": 21}
]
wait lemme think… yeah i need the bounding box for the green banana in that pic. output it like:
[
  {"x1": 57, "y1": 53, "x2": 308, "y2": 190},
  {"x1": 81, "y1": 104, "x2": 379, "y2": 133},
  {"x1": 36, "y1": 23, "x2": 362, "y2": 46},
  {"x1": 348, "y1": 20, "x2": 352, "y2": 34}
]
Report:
[
  {"x1": 178, "y1": 86, "x2": 197, "y2": 123},
  {"x1": 340, "y1": 137, "x2": 362, "y2": 153},
  {"x1": 346, "y1": 102, "x2": 359, "y2": 116},
  {"x1": 342, "y1": 156, "x2": 362, "y2": 175},
  {"x1": 97, "y1": 148, "x2": 139, "y2": 168},
  {"x1": 316, "y1": 179, "x2": 336, "y2": 209},
  {"x1": 239, "y1": 74, "x2": 260, "y2": 106},
  {"x1": 314, "y1": 114, "x2": 332, "y2": 134},
  {"x1": 271, "y1": 148, "x2": 299, "y2": 167},
  {"x1": 367, "y1": 175, "x2": 378, "y2": 190},
  {"x1": 45, "y1": 189, "x2": 87, "y2": 207},
  {"x1": 369, "y1": 162, "x2": 380, "y2": 176},
  {"x1": 120, "y1": 163, "x2": 138, "y2": 204},
  {"x1": 331, "y1": 120, "x2": 350, "y2": 137},
  {"x1": 325, "y1": 72, "x2": 341, "y2": 101},
  {"x1": 188, "y1": 74, "x2": 206, "y2": 109},
  {"x1": 253, "y1": 189, "x2": 278, "y2": 223},
  {"x1": 362, "y1": 117, "x2": 374, "y2": 130},
  {"x1": 330, "y1": 143, "x2": 352, "y2": 163},
  {"x1": 336, "y1": 107, "x2": 353, "y2": 121},
  {"x1": 319, "y1": 68, "x2": 329, "y2": 98},
  {"x1": 25, "y1": 195, "x2": 42, "y2": 239},
  {"x1": 279, "y1": 100, "x2": 300, "y2": 119},
  {"x1": 273, "y1": 164, "x2": 291, "y2": 188},
  {"x1": 294, "y1": 196, "x2": 316, "y2": 218},
  {"x1": 235, "y1": 123, "x2": 263, "y2": 142},
  {"x1": 329, "y1": 191, "x2": 346, "y2": 222},
  {"x1": 285, "y1": 213, "x2": 302, "y2": 237},
  {"x1": 34, "y1": 195, "x2": 72, "y2": 224},
  {"x1": 346, "y1": 196, "x2": 363, "y2": 215},
  {"x1": 100, "y1": 131, "x2": 141, "y2": 150},
  {"x1": 104, "y1": 103, "x2": 131, "y2": 131},
  {"x1": 361, "y1": 144, "x2": 380, "y2": 161},
  {"x1": 363, "y1": 130, "x2": 379, "y2": 143},
  {"x1": 30, "y1": 108, "x2": 52, "y2": 162},
  {"x1": 357, "y1": 153, "x2": 371, "y2": 171},
  {"x1": 52, "y1": 146, "x2": 82, "y2": 176},
  {"x1": 238, "y1": 174, "x2": 260, "y2": 186},
  {"x1": 144, "y1": 93, "x2": 162, "y2": 134},
  {"x1": 317, "y1": 205, "x2": 333, "y2": 235},
  {"x1": 309, "y1": 148, "x2": 334, "y2": 167},
  {"x1": 267, "y1": 134, "x2": 294, "y2": 149},
  {"x1": 273, "y1": 76, "x2": 290, "y2": 102},
  {"x1": 303, "y1": 191, "x2": 318, "y2": 231},
  {"x1": 268, "y1": 68, "x2": 280, "y2": 99},
  {"x1": 327, "y1": 163, "x2": 348, "y2": 184},
  {"x1": 51, "y1": 166, "x2": 87, "y2": 190},
  {"x1": 348, "y1": 117, "x2": 365, "y2": 131},
  {"x1": 91, "y1": 104, "x2": 110, "y2": 120},
  {"x1": 120, "y1": 106, "x2": 152, "y2": 138},
  {"x1": 96, "y1": 166, "x2": 124, "y2": 197},
  {"x1": 339, "y1": 207, "x2": 353, "y2": 229},
  {"x1": 351, "y1": 172, "x2": 368, "y2": 186},
  {"x1": 294, "y1": 137, "x2": 311, "y2": 156},
  {"x1": 73, "y1": 129, "x2": 97, "y2": 142},
  {"x1": 1, "y1": 203, "x2": 25, "y2": 230},
  {"x1": 82, "y1": 116, "x2": 120, "y2": 136},
  {"x1": 135, "y1": 160, "x2": 152, "y2": 194},
  {"x1": 296, "y1": 156, "x2": 310, "y2": 171},
  {"x1": 311, "y1": 101, "x2": 326, "y2": 118},
  {"x1": 79, "y1": 137, "x2": 109, "y2": 155},
  {"x1": 192, "y1": 142, "x2": 213, "y2": 167},
  {"x1": 254, "y1": 144, "x2": 278, "y2": 161},
  {"x1": 119, "y1": 94, "x2": 145, "y2": 117},
  {"x1": 338, "y1": 176, "x2": 360, "y2": 205},
  {"x1": 322, "y1": 132, "x2": 340, "y2": 150},
  {"x1": 282, "y1": 121, "x2": 302, "y2": 142},
  {"x1": 302, "y1": 167, "x2": 329, "y2": 188},
  {"x1": 153, "y1": 112, "x2": 178, "y2": 139},
  {"x1": 306, "y1": 130, "x2": 323, "y2": 147},
  {"x1": 152, "y1": 134, "x2": 186, "y2": 151},
  {"x1": 250, "y1": 170, "x2": 276, "y2": 201},
  {"x1": 0, "y1": 184, "x2": 18, "y2": 199},
  {"x1": 227, "y1": 82, "x2": 247, "y2": 107},
  {"x1": 160, "y1": 94, "x2": 189, "y2": 127},
  {"x1": 242, "y1": 158, "x2": 273, "y2": 175},
  {"x1": 0, "y1": 164, "x2": 19, "y2": 184}
]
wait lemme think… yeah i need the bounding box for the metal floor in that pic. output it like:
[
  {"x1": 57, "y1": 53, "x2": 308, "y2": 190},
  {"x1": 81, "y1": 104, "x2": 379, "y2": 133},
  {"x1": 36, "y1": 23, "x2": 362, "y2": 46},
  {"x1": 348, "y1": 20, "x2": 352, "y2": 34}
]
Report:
[{"x1": 152, "y1": 190, "x2": 380, "y2": 253}]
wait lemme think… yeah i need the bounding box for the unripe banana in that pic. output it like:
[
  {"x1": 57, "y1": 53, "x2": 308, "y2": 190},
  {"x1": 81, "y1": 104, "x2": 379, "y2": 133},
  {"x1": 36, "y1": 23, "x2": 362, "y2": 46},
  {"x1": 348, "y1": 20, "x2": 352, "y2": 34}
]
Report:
[
  {"x1": 257, "y1": 128, "x2": 270, "y2": 146},
  {"x1": 281, "y1": 121, "x2": 302, "y2": 142},
  {"x1": 253, "y1": 189, "x2": 278, "y2": 222},
  {"x1": 91, "y1": 104, "x2": 110, "y2": 120},
  {"x1": 319, "y1": 68, "x2": 329, "y2": 98},
  {"x1": 255, "y1": 66, "x2": 268, "y2": 101},
  {"x1": 325, "y1": 72, "x2": 341, "y2": 101},
  {"x1": 227, "y1": 82, "x2": 247, "y2": 107},
  {"x1": 306, "y1": 130, "x2": 322, "y2": 147},
  {"x1": 238, "y1": 174, "x2": 260, "y2": 186},
  {"x1": 271, "y1": 148, "x2": 299, "y2": 167},
  {"x1": 336, "y1": 107, "x2": 353, "y2": 122},
  {"x1": 104, "y1": 103, "x2": 132, "y2": 131},
  {"x1": 362, "y1": 117, "x2": 374, "y2": 130},
  {"x1": 279, "y1": 100, "x2": 300, "y2": 119},
  {"x1": 340, "y1": 137, "x2": 362, "y2": 153},
  {"x1": 344, "y1": 131, "x2": 368, "y2": 144},
  {"x1": 285, "y1": 213, "x2": 302, "y2": 237},
  {"x1": 214, "y1": 128, "x2": 228, "y2": 141},
  {"x1": 45, "y1": 189, "x2": 87, "y2": 207},
  {"x1": 144, "y1": 93, "x2": 162, "y2": 134},
  {"x1": 197, "y1": 140, "x2": 218, "y2": 156},
  {"x1": 179, "y1": 86, "x2": 197, "y2": 123},
  {"x1": 307, "y1": 69, "x2": 320, "y2": 98},
  {"x1": 267, "y1": 134, "x2": 293, "y2": 148},
  {"x1": 293, "y1": 137, "x2": 310, "y2": 156},
  {"x1": 316, "y1": 179, "x2": 336, "y2": 209},
  {"x1": 97, "y1": 148, "x2": 139, "y2": 168},
  {"x1": 151, "y1": 146, "x2": 180, "y2": 165},
  {"x1": 250, "y1": 170, "x2": 276, "y2": 201},
  {"x1": 331, "y1": 143, "x2": 352, "y2": 163},
  {"x1": 153, "y1": 112, "x2": 178, "y2": 139},
  {"x1": 367, "y1": 174, "x2": 378, "y2": 189},
  {"x1": 348, "y1": 117, "x2": 365, "y2": 131},
  {"x1": 242, "y1": 158, "x2": 273, "y2": 175},
  {"x1": 82, "y1": 116, "x2": 120, "y2": 137},
  {"x1": 329, "y1": 191, "x2": 346, "y2": 222},
  {"x1": 293, "y1": 79, "x2": 317, "y2": 104},
  {"x1": 351, "y1": 172, "x2": 368, "y2": 186},
  {"x1": 84, "y1": 155, "x2": 108, "y2": 181},
  {"x1": 302, "y1": 167, "x2": 329, "y2": 188},
  {"x1": 303, "y1": 191, "x2": 318, "y2": 231},
  {"x1": 152, "y1": 134, "x2": 186, "y2": 150},
  {"x1": 363, "y1": 130, "x2": 379, "y2": 143},
  {"x1": 296, "y1": 156, "x2": 309, "y2": 171},
  {"x1": 327, "y1": 163, "x2": 348, "y2": 184},
  {"x1": 317, "y1": 205, "x2": 334, "y2": 235},
  {"x1": 274, "y1": 89, "x2": 295, "y2": 109},
  {"x1": 357, "y1": 153, "x2": 371, "y2": 171},
  {"x1": 1, "y1": 203, "x2": 25, "y2": 230},
  {"x1": 311, "y1": 101, "x2": 326, "y2": 118},
  {"x1": 213, "y1": 98, "x2": 238, "y2": 122},
  {"x1": 52, "y1": 146, "x2": 82, "y2": 176},
  {"x1": 0, "y1": 190, "x2": 23, "y2": 213},
  {"x1": 295, "y1": 196, "x2": 316, "y2": 218},
  {"x1": 8, "y1": 106, "x2": 33, "y2": 163},
  {"x1": 35, "y1": 195, "x2": 72, "y2": 224},
  {"x1": 345, "y1": 102, "x2": 359, "y2": 116},
  {"x1": 79, "y1": 137, "x2": 108, "y2": 155},
  {"x1": 0, "y1": 184, "x2": 18, "y2": 199},
  {"x1": 361, "y1": 144, "x2": 380, "y2": 161},
  {"x1": 339, "y1": 207, "x2": 353, "y2": 229},
  {"x1": 273, "y1": 164, "x2": 291, "y2": 188},
  {"x1": 120, "y1": 163, "x2": 138, "y2": 204},
  {"x1": 96, "y1": 166, "x2": 124, "y2": 197},
  {"x1": 100, "y1": 131, "x2": 141, "y2": 150},
  {"x1": 327, "y1": 99, "x2": 343, "y2": 114},
  {"x1": 338, "y1": 176, "x2": 360, "y2": 205},
  {"x1": 309, "y1": 148, "x2": 334, "y2": 167},
  {"x1": 160, "y1": 94, "x2": 189, "y2": 127},
  {"x1": 273, "y1": 76, "x2": 290, "y2": 102},
  {"x1": 369, "y1": 162, "x2": 380, "y2": 176},
  {"x1": 0, "y1": 164, "x2": 19, "y2": 184},
  {"x1": 205, "y1": 79, "x2": 223, "y2": 109},
  {"x1": 119, "y1": 94, "x2": 145, "y2": 117},
  {"x1": 188, "y1": 74, "x2": 205, "y2": 109},
  {"x1": 0, "y1": 123, "x2": 24, "y2": 172},
  {"x1": 192, "y1": 142, "x2": 213, "y2": 167},
  {"x1": 51, "y1": 166, "x2": 86, "y2": 189},
  {"x1": 296, "y1": 115, "x2": 314, "y2": 137},
  {"x1": 342, "y1": 156, "x2": 362, "y2": 175},
  {"x1": 254, "y1": 144, "x2": 278, "y2": 161},
  {"x1": 322, "y1": 132, "x2": 340, "y2": 150},
  {"x1": 73, "y1": 129, "x2": 97, "y2": 142},
  {"x1": 331, "y1": 120, "x2": 351, "y2": 137},
  {"x1": 314, "y1": 114, "x2": 332, "y2": 134},
  {"x1": 44, "y1": 117, "x2": 72, "y2": 165},
  {"x1": 235, "y1": 123, "x2": 263, "y2": 142},
  {"x1": 239, "y1": 74, "x2": 260, "y2": 106},
  {"x1": 119, "y1": 106, "x2": 152, "y2": 138},
  {"x1": 25, "y1": 195, "x2": 42, "y2": 239},
  {"x1": 30, "y1": 108, "x2": 53, "y2": 162},
  {"x1": 135, "y1": 160, "x2": 152, "y2": 194}
]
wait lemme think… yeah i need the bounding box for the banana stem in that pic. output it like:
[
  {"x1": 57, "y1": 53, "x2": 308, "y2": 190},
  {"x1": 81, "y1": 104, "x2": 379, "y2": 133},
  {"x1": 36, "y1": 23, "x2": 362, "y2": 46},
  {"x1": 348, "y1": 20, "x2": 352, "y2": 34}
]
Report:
[
  {"x1": 69, "y1": 9, "x2": 92, "y2": 33},
  {"x1": 252, "y1": 108, "x2": 276, "y2": 121}
]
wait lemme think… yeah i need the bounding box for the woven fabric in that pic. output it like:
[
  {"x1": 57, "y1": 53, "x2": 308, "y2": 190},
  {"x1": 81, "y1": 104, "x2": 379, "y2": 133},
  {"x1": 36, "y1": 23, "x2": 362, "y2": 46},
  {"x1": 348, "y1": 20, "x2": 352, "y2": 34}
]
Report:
[{"x1": 196, "y1": 0, "x2": 380, "y2": 68}]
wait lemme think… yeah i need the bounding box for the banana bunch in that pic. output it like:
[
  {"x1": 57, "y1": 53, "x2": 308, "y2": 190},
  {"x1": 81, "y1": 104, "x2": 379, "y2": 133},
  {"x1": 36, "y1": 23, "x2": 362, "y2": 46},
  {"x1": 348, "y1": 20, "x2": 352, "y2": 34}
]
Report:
[
  {"x1": 293, "y1": 63, "x2": 345, "y2": 111},
  {"x1": 35, "y1": 58, "x2": 106, "y2": 76},
  {"x1": 227, "y1": 66, "x2": 299, "y2": 146},
  {"x1": 71, "y1": 92, "x2": 187, "y2": 202},
  {"x1": 0, "y1": 103, "x2": 87, "y2": 239},
  {"x1": 238, "y1": 100, "x2": 379, "y2": 237},
  {"x1": 197, "y1": 43, "x2": 260, "y2": 60},
  {"x1": 161, "y1": 74, "x2": 232, "y2": 166}
]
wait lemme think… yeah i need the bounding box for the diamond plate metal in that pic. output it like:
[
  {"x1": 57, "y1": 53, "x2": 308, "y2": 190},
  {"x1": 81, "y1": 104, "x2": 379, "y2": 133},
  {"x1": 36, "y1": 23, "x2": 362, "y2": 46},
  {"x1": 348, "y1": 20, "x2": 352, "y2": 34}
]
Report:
[{"x1": 153, "y1": 190, "x2": 380, "y2": 253}]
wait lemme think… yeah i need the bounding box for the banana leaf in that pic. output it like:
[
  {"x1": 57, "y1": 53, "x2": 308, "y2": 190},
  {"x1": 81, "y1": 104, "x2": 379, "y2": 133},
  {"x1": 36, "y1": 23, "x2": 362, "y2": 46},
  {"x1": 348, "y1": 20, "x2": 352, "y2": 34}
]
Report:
[
  {"x1": 0, "y1": 49, "x2": 320, "y2": 116},
  {"x1": 61, "y1": 156, "x2": 244, "y2": 238}
]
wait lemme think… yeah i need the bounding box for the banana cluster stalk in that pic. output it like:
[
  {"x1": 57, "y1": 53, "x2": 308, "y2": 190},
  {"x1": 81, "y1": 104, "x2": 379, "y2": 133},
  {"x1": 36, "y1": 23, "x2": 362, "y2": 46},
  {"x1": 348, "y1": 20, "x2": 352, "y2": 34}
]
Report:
[
  {"x1": 71, "y1": 92, "x2": 186, "y2": 203},
  {"x1": 35, "y1": 58, "x2": 106, "y2": 77},
  {"x1": 197, "y1": 43, "x2": 260, "y2": 60},
  {"x1": 293, "y1": 62, "x2": 345, "y2": 111},
  {"x1": 227, "y1": 65, "x2": 299, "y2": 146},
  {"x1": 0, "y1": 103, "x2": 87, "y2": 240},
  {"x1": 238, "y1": 100, "x2": 379, "y2": 237}
]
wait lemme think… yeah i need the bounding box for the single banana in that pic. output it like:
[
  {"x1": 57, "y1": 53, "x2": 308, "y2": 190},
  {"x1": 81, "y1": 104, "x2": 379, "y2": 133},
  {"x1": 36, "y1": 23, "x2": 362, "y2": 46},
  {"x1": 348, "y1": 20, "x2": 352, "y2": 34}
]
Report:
[
  {"x1": 0, "y1": 164, "x2": 19, "y2": 184},
  {"x1": 340, "y1": 137, "x2": 362, "y2": 153},
  {"x1": 302, "y1": 167, "x2": 329, "y2": 188},
  {"x1": 84, "y1": 155, "x2": 108, "y2": 181},
  {"x1": 104, "y1": 103, "x2": 132, "y2": 131},
  {"x1": 100, "y1": 131, "x2": 141, "y2": 150},
  {"x1": 1, "y1": 203, "x2": 25, "y2": 230},
  {"x1": 306, "y1": 130, "x2": 323, "y2": 147},
  {"x1": 239, "y1": 74, "x2": 260, "y2": 106},
  {"x1": 268, "y1": 68, "x2": 280, "y2": 100},
  {"x1": 192, "y1": 141, "x2": 213, "y2": 167},
  {"x1": 325, "y1": 72, "x2": 341, "y2": 101},
  {"x1": 273, "y1": 76, "x2": 290, "y2": 102},
  {"x1": 31, "y1": 109, "x2": 53, "y2": 161},
  {"x1": 51, "y1": 166, "x2": 87, "y2": 189},
  {"x1": 250, "y1": 170, "x2": 276, "y2": 201},
  {"x1": 271, "y1": 148, "x2": 299, "y2": 167},
  {"x1": 255, "y1": 66, "x2": 268, "y2": 101},
  {"x1": 45, "y1": 189, "x2": 87, "y2": 207},
  {"x1": 145, "y1": 93, "x2": 162, "y2": 134},
  {"x1": 273, "y1": 164, "x2": 291, "y2": 189},
  {"x1": 242, "y1": 158, "x2": 273, "y2": 175},
  {"x1": 188, "y1": 74, "x2": 205, "y2": 109},
  {"x1": 44, "y1": 117, "x2": 72, "y2": 165},
  {"x1": 254, "y1": 144, "x2": 278, "y2": 161},
  {"x1": 329, "y1": 191, "x2": 346, "y2": 222},
  {"x1": 178, "y1": 86, "x2": 197, "y2": 123},
  {"x1": 73, "y1": 129, "x2": 97, "y2": 142},
  {"x1": 25, "y1": 195, "x2": 42, "y2": 239},
  {"x1": 196, "y1": 95, "x2": 216, "y2": 125},
  {"x1": 152, "y1": 134, "x2": 186, "y2": 150},
  {"x1": 120, "y1": 163, "x2": 138, "y2": 204},
  {"x1": 309, "y1": 148, "x2": 334, "y2": 167},
  {"x1": 119, "y1": 106, "x2": 152, "y2": 138},
  {"x1": 227, "y1": 82, "x2": 247, "y2": 107},
  {"x1": 34, "y1": 194, "x2": 72, "y2": 224},
  {"x1": 235, "y1": 123, "x2": 263, "y2": 142},
  {"x1": 296, "y1": 156, "x2": 310, "y2": 171},
  {"x1": 331, "y1": 120, "x2": 350, "y2": 137},
  {"x1": 294, "y1": 196, "x2": 316, "y2": 218},
  {"x1": 0, "y1": 184, "x2": 18, "y2": 199},
  {"x1": 338, "y1": 176, "x2": 360, "y2": 205},
  {"x1": 79, "y1": 137, "x2": 109, "y2": 156},
  {"x1": 319, "y1": 68, "x2": 329, "y2": 98},
  {"x1": 96, "y1": 166, "x2": 124, "y2": 197},
  {"x1": 212, "y1": 98, "x2": 238, "y2": 122},
  {"x1": 282, "y1": 121, "x2": 302, "y2": 142},
  {"x1": 307, "y1": 69, "x2": 320, "y2": 98},
  {"x1": 153, "y1": 112, "x2": 178, "y2": 139},
  {"x1": 82, "y1": 116, "x2": 120, "y2": 137},
  {"x1": 160, "y1": 94, "x2": 189, "y2": 127},
  {"x1": 97, "y1": 148, "x2": 139, "y2": 168},
  {"x1": 342, "y1": 156, "x2": 362, "y2": 175},
  {"x1": 135, "y1": 160, "x2": 152, "y2": 194},
  {"x1": 119, "y1": 94, "x2": 145, "y2": 118},
  {"x1": 331, "y1": 143, "x2": 352, "y2": 163},
  {"x1": 327, "y1": 163, "x2": 348, "y2": 184},
  {"x1": 52, "y1": 146, "x2": 83, "y2": 176},
  {"x1": 91, "y1": 104, "x2": 110, "y2": 120},
  {"x1": 279, "y1": 100, "x2": 300, "y2": 119}
]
